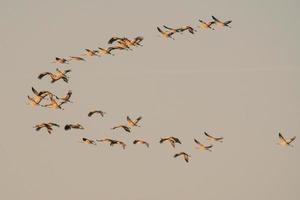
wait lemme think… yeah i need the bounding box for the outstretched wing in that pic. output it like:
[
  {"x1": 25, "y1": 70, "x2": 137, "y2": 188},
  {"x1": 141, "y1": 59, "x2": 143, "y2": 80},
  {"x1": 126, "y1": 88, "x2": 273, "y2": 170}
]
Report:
[
  {"x1": 38, "y1": 72, "x2": 51, "y2": 79},
  {"x1": 212, "y1": 16, "x2": 221, "y2": 23}
]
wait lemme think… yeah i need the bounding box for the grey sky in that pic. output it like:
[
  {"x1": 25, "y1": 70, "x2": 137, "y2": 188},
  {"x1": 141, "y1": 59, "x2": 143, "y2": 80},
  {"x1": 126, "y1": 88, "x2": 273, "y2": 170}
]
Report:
[{"x1": 0, "y1": 0, "x2": 299, "y2": 199}]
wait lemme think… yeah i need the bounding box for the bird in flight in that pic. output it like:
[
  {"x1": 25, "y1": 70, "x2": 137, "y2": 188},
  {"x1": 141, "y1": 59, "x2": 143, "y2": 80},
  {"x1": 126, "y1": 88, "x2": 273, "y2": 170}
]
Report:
[
  {"x1": 160, "y1": 137, "x2": 181, "y2": 148},
  {"x1": 98, "y1": 46, "x2": 123, "y2": 56},
  {"x1": 64, "y1": 123, "x2": 84, "y2": 131},
  {"x1": 163, "y1": 25, "x2": 196, "y2": 34},
  {"x1": 278, "y1": 133, "x2": 296, "y2": 147},
  {"x1": 88, "y1": 110, "x2": 106, "y2": 117},
  {"x1": 56, "y1": 90, "x2": 73, "y2": 104},
  {"x1": 129, "y1": 36, "x2": 144, "y2": 46},
  {"x1": 198, "y1": 20, "x2": 215, "y2": 30},
  {"x1": 204, "y1": 132, "x2": 223, "y2": 142},
  {"x1": 97, "y1": 139, "x2": 126, "y2": 149},
  {"x1": 212, "y1": 16, "x2": 232, "y2": 28},
  {"x1": 108, "y1": 37, "x2": 128, "y2": 44},
  {"x1": 111, "y1": 125, "x2": 131, "y2": 133},
  {"x1": 41, "y1": 94, "x2": 67, "y2": 110},
  {"x1": 133, "y1": 139, "x2": 149, "y2": 148},
  {"x1": 157, "y1": 27, "x2": 176, "y2": 39},
  {"x1": 127, "y1": 116, "x2": 142, "y2": 127},
  {"x1": 34, "y1": 122, "x2": 59, "y2": 134},
  {"x1": 81, "y1": 138, "x2": 97, "y2": 145},
  {"x1": 38, "y1": 68, "x2": 71, "y2": 83},
  {"x1": 27, "y1": 87, "x2": 54, "y2": 107},
  {"x1": 174, "y1": 152, "x2": 191, "y2": 163},
  {"x1": 194, "y1": 139, "x2": 213, "y2": 151},
  {"x1": 69, "y1": 56, "x2": 86, "y2": 62},
  {"x1": 81, "y1": 49, "x2": 100, "y2": 57},
  {"x1": 52, "y1": 57, "x2": 69, "y2": 64}
]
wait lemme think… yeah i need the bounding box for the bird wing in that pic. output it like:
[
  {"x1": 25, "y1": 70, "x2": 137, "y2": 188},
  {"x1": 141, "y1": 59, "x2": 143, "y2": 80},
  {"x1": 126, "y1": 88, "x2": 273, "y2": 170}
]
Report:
[
  {"x1": 194, "y1": 138, "x2": 201, "y2": 145},
  {"x1": 287, "y1": 136, "x2": 296, "y2": 144},
  {"x1": 38, "y1": 72, "x2": 51, "y2": 79},
  {"x1": 31, "y1": 87, "x2": 39, "y2": 95},
  {"x1": 88, "y1": 111, "x2": 95, "y2": 117},
  {"x1": 163, "y1": 25, "x2": 176, "y2": 31},
  {"x1": 134, "y1": 116, "x2": 142, "y2": 124},
  {"x1": 49, "y1": 123, "x2": 59, "y2": 127},
  {"x1": 224, "y1": 20, "x2": 232, "y2": 25},
  {"x1": 184, "y1": 154, "x2": 189, "y2": 162},
  {"x1": 212, "y1": 16, "x2": 221, "y2": 23},
  {"x1": 127, "y1": 116, "x2": 135, "y2": 125},
  {"x1": 204, "y1": 132, "x2": 216, "y2": 140},
  {"x1": 279, "y1": 133, "x2": 287, "y2": 143},
  {"x1": 157, "y1": 27, "x2": 164, "y2": 34},
  {"x1": 108, "y1": 37, "x2": 121, "y2": 44}
]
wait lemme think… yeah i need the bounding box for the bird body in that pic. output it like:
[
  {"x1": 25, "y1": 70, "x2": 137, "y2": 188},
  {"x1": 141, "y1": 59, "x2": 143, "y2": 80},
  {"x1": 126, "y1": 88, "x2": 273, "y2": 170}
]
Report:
[{"x1": 174, "y1": 152, "x2": 191, "y2": 163}]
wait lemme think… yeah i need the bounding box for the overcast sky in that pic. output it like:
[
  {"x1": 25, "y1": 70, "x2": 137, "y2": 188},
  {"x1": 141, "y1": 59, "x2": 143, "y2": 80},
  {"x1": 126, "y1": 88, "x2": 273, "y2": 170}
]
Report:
[{"x1": 0, "y1": 0, "x2": 299, "y2": 199}]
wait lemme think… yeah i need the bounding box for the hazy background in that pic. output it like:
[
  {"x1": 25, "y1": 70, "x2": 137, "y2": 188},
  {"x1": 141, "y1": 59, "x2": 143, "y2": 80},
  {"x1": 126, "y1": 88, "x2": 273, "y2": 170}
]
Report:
[{"x1": 0, "y1": 0, "x2": 299, "y2": 199}]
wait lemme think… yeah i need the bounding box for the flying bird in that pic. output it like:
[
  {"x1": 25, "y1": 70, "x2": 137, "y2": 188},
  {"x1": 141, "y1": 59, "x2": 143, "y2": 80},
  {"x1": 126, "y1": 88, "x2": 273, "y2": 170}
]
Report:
[
  {"x1": 108, "y1": 37, "x2": 128, "y2": 44},
  {"x1": 81, "y1": 49, "x2": 100, "y2": 57},
  {"x1": 278, "y1": 133, "x2": 296, "y2": 147},
  {"x1": 97, "y1": 139, "x2": 126, "y2": 149},
  {"x1": 116, "y1": 40, "x2": 132, "y2": 50},
  {"x1": 98, "y1": 46, "x2": 124, "y2": 56},
  {"x1": 69, "y1": 56, "x2": 86, "y2": 61},
  {"x1": 56, "y1": 90, "x2": 73, "y2": 103},
  {"x1": 38, "y1": 68, "x2": 71, "y2": 83},
  {"x1": 34, "y1": 122, "x2": 59, "y2": 134},
  {"x1": 133, "y1": 139, "x2": 149, "y2": 148},
  {"x1": 204, "y1": 132, "x2": 223, "y2": 142},
  {"x1": 27, "y1": 95, "x2": 44, "y2": 106},
  {"x1": 97, "y1": 138, "x2": 116, "y2": 145},
  {"x1": 52, "y1": 57, "x2": 69, "y2": 64},
  {"x1": 41, "y1": 95, "x2": 67, "y2": 110},
  {"x1": 194, "y1": 139, "x2": 213, "y2": 151},
  {"x1": 163, "y1": 25, "x2": 196, "y2": 34},
  {"x1": 88, "y1": 110, "x2": 106, "y2": 117},
  {"x1": 160, "y1": 137, "x2": 181, "y2": 148},
  {"x1": 198, "y1": 20, "x2": 215, "y2": 30},
  {"x1": 31, "y1": 87, "x2": 57, "y2": 99},
  {"x1": 130, "y1": 36, "x2": 144, "y2": 46},
  {"x1": 127, "y1": 116, "x2": 142, "y2": 127},
  {"x1": 212, "y1": 16, "x2": 232, "y2": 28},
  {"x1": 81, "y1": 137, "x2": 97, "y2": 145},
  {"x1": 174, "y1": 152, "x2": 191, "y2": 163},
  {"x1": 157, "y1": 27, "x2": 176, "y2": 39},
  {"x1": 111, "y1": 125, "x2": 131, "y2": 133},
  {"x1": 64, "y1": 123, "x2": 84, "y2": 130}
]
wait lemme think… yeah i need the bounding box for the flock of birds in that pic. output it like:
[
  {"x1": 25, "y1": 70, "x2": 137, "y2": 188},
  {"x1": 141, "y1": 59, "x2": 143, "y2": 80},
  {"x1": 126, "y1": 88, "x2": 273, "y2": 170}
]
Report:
[{"x1": 27, "y1": 16, "x2": 296, "y2": 163}]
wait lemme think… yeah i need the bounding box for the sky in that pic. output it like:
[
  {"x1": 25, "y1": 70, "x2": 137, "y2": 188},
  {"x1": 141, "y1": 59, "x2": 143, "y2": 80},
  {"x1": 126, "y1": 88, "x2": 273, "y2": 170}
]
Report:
[{"x1": 0, "y1": 0, "x2": 299, "y2": 199}]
